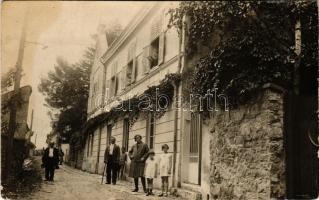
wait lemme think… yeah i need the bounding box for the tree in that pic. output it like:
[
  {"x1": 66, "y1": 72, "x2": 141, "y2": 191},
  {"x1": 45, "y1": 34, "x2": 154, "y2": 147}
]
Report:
[
  {"x1": 39, "y1": 47, "x2": 94, "y2": 143},
  {"x1": 39, "y1": 24, "x2": 123, "y2": 146},
  {"x1": 1, "y1": 68, "x2": 15, "y2": 92},
  {"x1": 169, "y1": 1, "x2": 317, "y2": 110},
  {"x1": 106, "y1": 21, "x2": 123, "y2": 45}
]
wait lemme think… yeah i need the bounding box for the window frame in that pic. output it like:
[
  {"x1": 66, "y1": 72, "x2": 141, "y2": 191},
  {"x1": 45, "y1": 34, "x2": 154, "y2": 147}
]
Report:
[{"x1": 146, "y1": 112, "x2": 156, "y2": 149}]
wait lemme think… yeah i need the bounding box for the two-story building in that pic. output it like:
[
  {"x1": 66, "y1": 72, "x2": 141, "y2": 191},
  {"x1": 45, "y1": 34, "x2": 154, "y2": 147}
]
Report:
[{"x1": 82, "y1": 2, "x2": 211, "y2": 198}]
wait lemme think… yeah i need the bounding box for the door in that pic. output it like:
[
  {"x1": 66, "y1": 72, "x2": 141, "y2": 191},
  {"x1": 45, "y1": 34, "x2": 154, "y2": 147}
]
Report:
[{"x1": 184, "y1": 112, "x2": 202, "y2": 185}]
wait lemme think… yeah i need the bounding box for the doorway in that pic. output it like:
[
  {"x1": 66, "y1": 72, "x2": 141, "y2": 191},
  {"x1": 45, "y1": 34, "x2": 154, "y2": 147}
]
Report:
[{"x1": 183, "y1": 111, "x2": 202, "y2": 185}]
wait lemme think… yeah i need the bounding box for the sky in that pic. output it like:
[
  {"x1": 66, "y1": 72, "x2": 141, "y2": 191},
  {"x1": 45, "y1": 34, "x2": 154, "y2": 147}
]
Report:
[{"x1": 2, "y1": 1, "x2": 147, "y2": 149}]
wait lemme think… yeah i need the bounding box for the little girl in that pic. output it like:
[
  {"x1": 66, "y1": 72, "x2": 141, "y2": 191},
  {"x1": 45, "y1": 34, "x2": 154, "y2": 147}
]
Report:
[
  {"x1": 144, "y1": 149, "x2": 157, "y2": 196},
  {"x1": 158, "y1": 144, "x2": 172, "y2": 197}
]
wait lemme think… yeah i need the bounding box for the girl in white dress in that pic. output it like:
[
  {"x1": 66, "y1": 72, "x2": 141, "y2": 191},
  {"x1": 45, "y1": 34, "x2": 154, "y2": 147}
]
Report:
[
  {"x1": 158, "y1": 144, "x2": 172, "y2": 197},
  {"x1": 144, "y1": 149, "x2": 157, "y2": 196}
]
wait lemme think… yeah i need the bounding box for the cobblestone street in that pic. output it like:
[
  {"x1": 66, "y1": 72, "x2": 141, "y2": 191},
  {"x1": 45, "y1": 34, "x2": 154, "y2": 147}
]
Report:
[{"x1": 23, "y1": 162, "x2": 184, "y2": 200}]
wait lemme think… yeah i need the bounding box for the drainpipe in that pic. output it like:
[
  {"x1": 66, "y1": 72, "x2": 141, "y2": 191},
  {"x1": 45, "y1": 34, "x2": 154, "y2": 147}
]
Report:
[
  {"x1": 95, "y1": 125, "x2": 102, "y2": 173},
  {"x1": 172, "y1": 82, "x2": 179, "y2": 188},
  {"x1": 173, "y1": 13, "x2": 187, "y2": 188}
]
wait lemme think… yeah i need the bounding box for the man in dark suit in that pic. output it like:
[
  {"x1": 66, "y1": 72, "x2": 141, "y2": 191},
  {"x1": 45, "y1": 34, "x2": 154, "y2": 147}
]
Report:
[
  {"x1": 104, "y1": 136, "x2": 120, "y2": 185},
  {"x1": 42, "y1": 142, "x2": 59, "y2": 181},
  {"x1": 129, "y1": 134, "x2": 149, "y2": 193}
]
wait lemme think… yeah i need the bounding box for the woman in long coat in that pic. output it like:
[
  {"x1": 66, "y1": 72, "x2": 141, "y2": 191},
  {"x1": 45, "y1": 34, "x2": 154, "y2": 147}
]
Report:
[{"x1": 129, "y1": 134, "x2": 149, "y2": 193}]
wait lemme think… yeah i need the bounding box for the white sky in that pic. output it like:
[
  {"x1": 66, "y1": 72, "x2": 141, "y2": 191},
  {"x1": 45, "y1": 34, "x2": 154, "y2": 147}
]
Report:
[{"x1": 2, "y1": 1, "x2": 147, "y2": 149}]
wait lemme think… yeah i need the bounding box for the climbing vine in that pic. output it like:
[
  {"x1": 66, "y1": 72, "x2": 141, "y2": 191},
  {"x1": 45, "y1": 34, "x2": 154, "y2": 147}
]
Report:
[
  {"x1": 169, "y1": 1, "x2": 317, "y2": 109},
  {"x1": 83, "y1": 73, "x2": 181, "y2": 139}
]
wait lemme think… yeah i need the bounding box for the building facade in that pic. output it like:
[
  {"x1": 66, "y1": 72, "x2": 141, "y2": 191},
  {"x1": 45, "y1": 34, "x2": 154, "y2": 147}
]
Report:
[
  {"x1": 82, "y1": 2, "x2": 212, "y2": 196},
  {"x1": 81, "y1": 2, "x2": 318, "y2": 199}
]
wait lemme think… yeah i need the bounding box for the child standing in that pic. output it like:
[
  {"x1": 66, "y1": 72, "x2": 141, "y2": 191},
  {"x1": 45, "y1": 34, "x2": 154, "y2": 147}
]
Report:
[
  {"x1": 144, "y1": 149, "x2": 157, "y2": 196},
  {"x1": 158, "y1": 144, "x2": 172, "y2": 197},
  {"x1": 118, "y1": 147, "x2": 127, "y2": 180}
]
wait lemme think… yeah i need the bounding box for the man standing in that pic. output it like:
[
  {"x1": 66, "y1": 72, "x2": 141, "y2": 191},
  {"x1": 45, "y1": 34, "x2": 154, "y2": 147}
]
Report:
[
  {"x1": 104, "y1": 137, "x2": 120, "y2": 185},
  {"x1": 129, "y1": 135, "x2": 149, "y2": 193},
  {"x1": 42, "y1": 142, "x2": 59, "y2": 181}
]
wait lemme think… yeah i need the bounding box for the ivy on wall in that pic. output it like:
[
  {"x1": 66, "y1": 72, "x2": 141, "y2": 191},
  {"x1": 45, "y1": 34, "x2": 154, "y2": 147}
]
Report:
[
  {"x1": 168, "y1": 1, "x2": 317, "y2": 110},
  {"x1": 82, "y1": 73, "x2": 181, "y2": 142}
]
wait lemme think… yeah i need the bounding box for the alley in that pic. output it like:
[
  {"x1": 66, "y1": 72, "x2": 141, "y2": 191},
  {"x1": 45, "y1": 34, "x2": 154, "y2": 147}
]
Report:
[{"x1": 24, "y1": 162, "x2": 184, "y2": 200}]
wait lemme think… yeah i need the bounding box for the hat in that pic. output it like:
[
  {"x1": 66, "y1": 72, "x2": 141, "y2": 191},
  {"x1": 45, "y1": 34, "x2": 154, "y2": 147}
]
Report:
[
  {"x1": 161, "y1": 144, "x2": 169, "y2": 150},
  {"x1": 148, "y1": 149, "x2": 155, "y2": 155},
  {"x1": 134, "y1": 134, "x2": 142, "y2": 139}
]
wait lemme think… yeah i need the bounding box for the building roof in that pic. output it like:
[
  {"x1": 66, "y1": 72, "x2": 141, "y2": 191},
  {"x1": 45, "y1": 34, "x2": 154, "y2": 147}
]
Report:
[{"x1": 100, "y1": 2, "x2": 159, "y2": 64}]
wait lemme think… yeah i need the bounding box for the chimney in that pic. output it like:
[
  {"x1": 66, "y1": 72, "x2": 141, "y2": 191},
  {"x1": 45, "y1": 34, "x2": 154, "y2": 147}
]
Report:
[{"x1": 95, "y1": 24, "x2": 108, "y2": 59}]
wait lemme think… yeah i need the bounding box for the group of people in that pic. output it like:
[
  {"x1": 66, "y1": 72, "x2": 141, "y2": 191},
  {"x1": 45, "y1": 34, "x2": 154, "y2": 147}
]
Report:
[
  {"x1": 41, "y1": 142, "x2": 65, "y2": 181},
  {"x1": 104, "y1": 135, "x2": 172, "y2": 197}
]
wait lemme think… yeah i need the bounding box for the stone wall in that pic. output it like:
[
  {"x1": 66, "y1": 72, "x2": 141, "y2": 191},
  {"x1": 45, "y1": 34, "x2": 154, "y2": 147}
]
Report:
[{"x1": 209, "y1": 86, "x2": 285, "y2": 199}]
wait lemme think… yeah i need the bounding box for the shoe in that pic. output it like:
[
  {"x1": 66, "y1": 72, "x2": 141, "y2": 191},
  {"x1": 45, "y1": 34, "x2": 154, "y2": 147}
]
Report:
[
  {"x1": 158, "y1": 193, "x2": 164, "y2": 197},
  {"x1": 112, "y1": 182, "x2": 116, "y2": 185},
  {"x1": 105, "y1": 182, "x2": 111, "y2": 184},
  {"x1": 132, "y1": 189, "x2": 138, "y2": 192}
]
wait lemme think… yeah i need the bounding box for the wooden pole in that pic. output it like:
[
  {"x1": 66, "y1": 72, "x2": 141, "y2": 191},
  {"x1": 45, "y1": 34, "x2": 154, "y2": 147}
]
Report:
[{"x1": 4, "y1": 8, "x2": 28, "y2": 181}]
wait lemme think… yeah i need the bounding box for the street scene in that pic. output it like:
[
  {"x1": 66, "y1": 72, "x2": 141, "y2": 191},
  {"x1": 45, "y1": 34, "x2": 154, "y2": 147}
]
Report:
[{"x1": 1, "y1": 1, "x2": 319, "y2": 200}]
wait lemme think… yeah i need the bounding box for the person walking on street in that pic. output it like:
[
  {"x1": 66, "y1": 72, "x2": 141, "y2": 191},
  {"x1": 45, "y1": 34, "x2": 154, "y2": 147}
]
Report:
[
  {"x1": 59, "y1": 149, "x2": 64, "y2": 165},
  {"x1": 42, "y1": 142, "x2": 59, "y2": 181},
  {"x1": 129, "y1": 134, "x2": 149, "y2": 193},
  {"x1": 118, "y1": 147, "x2": 127, "y2": 180},
  {"x1": 144, "y1": 149, "x2": 157, "y2": 196},
  {"x1": 104, "y1": 137, "x2": 120, "y2": 185},
  {"x1": 158, "y1": 144, "x2": 172, "y2": 197}
]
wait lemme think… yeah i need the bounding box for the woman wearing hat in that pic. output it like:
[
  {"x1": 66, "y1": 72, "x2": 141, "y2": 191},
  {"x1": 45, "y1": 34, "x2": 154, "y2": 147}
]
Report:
[{"x1": 128, "y1": 134, "x2": 149, "y2": 193}]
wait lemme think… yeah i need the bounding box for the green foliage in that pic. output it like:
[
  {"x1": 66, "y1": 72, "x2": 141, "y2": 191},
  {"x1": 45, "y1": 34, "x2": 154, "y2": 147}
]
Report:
[{"x1": 169, "y1": 1, "x2": 317, "y2": 109}]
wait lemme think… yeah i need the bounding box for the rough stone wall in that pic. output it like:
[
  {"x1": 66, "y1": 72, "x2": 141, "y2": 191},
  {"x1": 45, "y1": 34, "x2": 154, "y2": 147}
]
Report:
[{"x1": 209, "y1": 87, "x2": 285, "y2": 199}]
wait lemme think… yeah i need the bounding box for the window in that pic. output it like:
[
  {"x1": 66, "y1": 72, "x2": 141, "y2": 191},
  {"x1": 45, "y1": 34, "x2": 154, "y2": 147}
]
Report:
[
  {"x1": 149, "y1": 38, "x2": 159, "y2": 69},
  {"x1": 106, "y1": 124, "x2": 112, "y2": 145},
  {"x1": 110, "y1": 75, "x2": 118, "y2": 97},
  {"x1": 123, "y1": 119, "x2": 130, "y2": 151},
  {"x1": 126, "y1": 61, "x2": 133, "y2": 85},
  {"x1": 125, "y1": 42, "x2": 136, "y2": 86},
  {"x1": 142, "y1": 13, "x2": 165, "y2": 74},
  {"x1": 147, "y1": 113, "x2": 155, "y2": 149}
]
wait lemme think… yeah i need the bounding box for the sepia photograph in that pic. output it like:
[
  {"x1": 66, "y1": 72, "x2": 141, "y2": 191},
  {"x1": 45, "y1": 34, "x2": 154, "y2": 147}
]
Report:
[{"x1": 1, "y1": 1, "x2": 318, "y2": 199}]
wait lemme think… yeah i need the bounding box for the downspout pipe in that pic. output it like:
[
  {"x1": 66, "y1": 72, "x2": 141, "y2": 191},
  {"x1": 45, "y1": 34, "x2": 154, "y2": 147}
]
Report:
[{"x1": 172, "y1": 13, "x2": 187, "y2": 188}]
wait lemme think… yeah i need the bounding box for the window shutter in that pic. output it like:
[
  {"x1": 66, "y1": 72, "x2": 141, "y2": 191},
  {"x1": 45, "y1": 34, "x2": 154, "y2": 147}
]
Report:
[
  {"x1": 105, "y1": 80, "x2": 110, "y2": 102},
  {"x1": 126, "y1": 65, "x2": 131, "y2": 86},
  {"x1": 151, "y1": 15, "x2": 163, "y2": 41},
  {"x1": 131, "y1": 58, "x2": 137, "y2": 83},
  {"x1": 142, "y1": 46, "x2": 151, "y2": 74},
  {"x1": 158, "y1": 33, "x2": 165, "y2": 65},
  {"x1": 115, "y1": 75, "x2": 119, "y2": 96},
  {"x1": 119, "y1": 69, "x2": 125, "y2": 90}
]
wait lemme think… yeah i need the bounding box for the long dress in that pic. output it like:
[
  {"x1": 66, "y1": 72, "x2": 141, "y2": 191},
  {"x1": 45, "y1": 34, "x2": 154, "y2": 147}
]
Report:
[
  {"x1": 128, "y1": 142, "x2": 149, "y2": 178},
  {"x1": 158, "y1": 153, "x2": 172, "y2": 177}
]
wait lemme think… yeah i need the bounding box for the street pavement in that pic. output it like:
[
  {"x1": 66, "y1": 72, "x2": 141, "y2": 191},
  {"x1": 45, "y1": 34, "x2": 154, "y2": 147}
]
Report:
[{"x1": 23, "y1": 162, "x2": 185, "y2": 200}]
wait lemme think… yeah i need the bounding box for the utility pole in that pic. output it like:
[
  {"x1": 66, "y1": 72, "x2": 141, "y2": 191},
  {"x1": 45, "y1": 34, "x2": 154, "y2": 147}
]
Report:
[
  {"x1": 4, "y1": 8, "x2": 28, "y2": 181},
  {"x1": 30, "y1": 109, "x2": 34, "y2": 131}
]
